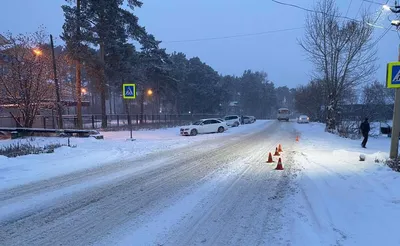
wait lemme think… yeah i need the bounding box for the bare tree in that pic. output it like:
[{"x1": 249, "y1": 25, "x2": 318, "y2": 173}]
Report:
[
  {"x1": 294, "y1": 79, "x2": 326, "y2": 122},
  {"x1": 0, "y1": 31, "x2": 53, "y2": 127},
  {"x1": 361, "y1": 81, "x2": 393, "y2": 120},
  {"x1": 299, "y1": 0, "x2": 377, "y2": 132}
]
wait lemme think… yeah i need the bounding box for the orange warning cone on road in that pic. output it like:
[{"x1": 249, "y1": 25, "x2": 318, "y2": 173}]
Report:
[
  {"x1": 266, "y1": 152, "x2": 274, "y2": 163},
  {"x1": 273, "y1": 147, "x2": 280, "y2": 156},
  {"x1": 275, "y1": 158, "x2": 284, "y2": 170},
  {"x1": 278, "y1": 144, "x2": 283, "y2": 152}
]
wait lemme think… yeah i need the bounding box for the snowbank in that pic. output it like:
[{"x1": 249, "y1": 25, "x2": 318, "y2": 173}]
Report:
[
  {"x1": 287, "y1": 122, "x2": 400, "y2": 245},
  {"x1": 0, "y1": 120, "x2": 271, "y2": 189}
]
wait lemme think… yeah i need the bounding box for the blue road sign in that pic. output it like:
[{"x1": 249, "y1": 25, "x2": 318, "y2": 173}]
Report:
[
  {"x1": 386, "y1": 62, "x2": 400, "y2": 88},
  {"x1": 123, "y1": 84, "x2": 136, "y2": 99}
]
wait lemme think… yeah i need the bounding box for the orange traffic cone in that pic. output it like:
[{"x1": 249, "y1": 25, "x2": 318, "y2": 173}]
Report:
[
  {"x1": 275, "y1": 158, "x2": 284, "y2": 170},
  {"x1": 296, "y1": 136, "x2": 299, "y2": 142},
  {"x1": 266, "y1": 152, "x2": 274, "y2": 163},
  {"x1": 278, "y1": 144, "x2": 283, "y2": 152},
  {"x1": 273, "y1": 147, "x2": 280, "y2": 156}
]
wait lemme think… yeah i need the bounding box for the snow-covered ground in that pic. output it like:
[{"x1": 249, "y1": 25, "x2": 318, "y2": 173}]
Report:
[
  {"x1": 0, "y1": 120, "x2": 270, "y2": 189},
  {"x1": 1, "y1": 120, "x2": 400, "y2": 246},
  {"x1": 285, "y1": 122, "x2": 400, "y2": 245}
]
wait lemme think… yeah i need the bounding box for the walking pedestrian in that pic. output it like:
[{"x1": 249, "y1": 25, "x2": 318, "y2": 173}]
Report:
[{"x1": 360, "y1": 118, "x2": 370, "y2": 148}]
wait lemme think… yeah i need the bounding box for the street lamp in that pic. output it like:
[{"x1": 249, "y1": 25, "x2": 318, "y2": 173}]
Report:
[
  {"x1": 147, "y1": 89, "x2": 153, "y2": 96},
  {"x1": 383, "y1": 4, "x2": 391, "y2": 11},
  {"x1": 33, "y1": 49, "x2": 42, "y2": 56},
  {"x1": 385, "y1": 2, "x2": 400, "y2": 13}
]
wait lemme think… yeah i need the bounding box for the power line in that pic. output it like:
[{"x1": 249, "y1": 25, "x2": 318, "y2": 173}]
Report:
[
  {"x1": 372, "y1": 0, "x2": 390, "y2": 24},
  {"x1": 162, "y1": 27, "x2": 304, "y2": 44},
  {"x1": 371, "y1": 25, "x2": 392, "y2": 47},
  {"x1": 363, "y1": 0, "x2": 388, "y2": 6},
  {"x1": 271, "y1": 0, "x2": 393, "y2": 46},
  {"x1": 355, "y1": 1, "x2": 364, "y2": 19},
  {"x1": 272, "y1": 0, "x2": 396, "y2": 33},
  {"x1": 271, "y1": 0, "x2": 363, "y2": 22},
  {"x1": 346, "y1": 0, "x2": 353, "y2": 17}
]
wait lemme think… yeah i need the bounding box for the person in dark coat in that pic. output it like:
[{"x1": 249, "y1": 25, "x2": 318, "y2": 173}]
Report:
[{"x1": 360, "y1": 118, "x2": 370, "y2": 148}]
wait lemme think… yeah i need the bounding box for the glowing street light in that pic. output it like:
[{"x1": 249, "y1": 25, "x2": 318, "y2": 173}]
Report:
[
  {"x1": 33, "y1": 49, "x2": 42, "y2": 56},
  {"x1": 147, "y1": 89, "x2": 153, "y2": 96},
  {"x1": 391, "y1": 20, "x2": 400, "y2": 26},
  {"x1": 383, "y1": 4, "x2": 391, "y2": 11},
  {"x1": 81, "y1": 88, "x2": 87, "y2": 95}
]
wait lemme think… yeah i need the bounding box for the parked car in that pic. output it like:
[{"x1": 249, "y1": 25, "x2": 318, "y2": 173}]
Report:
[
  {"x1": 242, "y1": 116, "x2": 253, "y2": 124},
  {"x1": 224, "y1": 115, "x2": 241, "y2": 127},
  {"x1": 297, "y1": 115, "x2": 310, "y2": 124},
  {"x1": 247, "y1": 116, "x2": 256, "y2": 123},
  {"x1": 180, "y1": 118, "x2": 228, "y2": 136},
  {"x1": 217, "y1": 118, "x2": 226, "y2": 122}
]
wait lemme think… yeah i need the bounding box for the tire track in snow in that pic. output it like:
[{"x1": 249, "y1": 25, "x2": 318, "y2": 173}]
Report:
[
  {"x1": 154, "y1": 123, "x2": 298, "y2": 246},
  {"x1": 0, "y1": 122, "x2": 274, "y2": 201},
  {"x1": 0, "y1": 122, "x2": 281, "y2": 246}
]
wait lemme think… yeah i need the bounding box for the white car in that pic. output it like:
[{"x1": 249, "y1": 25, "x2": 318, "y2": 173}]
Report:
[
  {"x1": 224, "y1": 115, "x2": 241, "y2": 127},
  {"x1": 180, "y1": 118, "x2": 228, "y2": 136},
  {"x1": 297, "y1": 115, "x2": 310, "y2": 123}
]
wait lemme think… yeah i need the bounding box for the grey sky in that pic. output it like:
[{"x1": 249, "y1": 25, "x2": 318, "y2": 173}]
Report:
[{"x1": 0, "y1": 0, "x2": 398, "y2": 88}]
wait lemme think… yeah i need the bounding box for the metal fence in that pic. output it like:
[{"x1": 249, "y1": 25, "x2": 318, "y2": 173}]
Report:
[{"x1": 0, "y1": 114, "x2": 224, "y2": 130}]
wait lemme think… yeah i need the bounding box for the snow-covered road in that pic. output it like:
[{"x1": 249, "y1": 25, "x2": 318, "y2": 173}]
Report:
[
  {"x1": 0, "y1": 121, "x2": 299, "y2": 246},
  {"x1": 2, "y1": 121, "x2": 400, "y2": 246}
]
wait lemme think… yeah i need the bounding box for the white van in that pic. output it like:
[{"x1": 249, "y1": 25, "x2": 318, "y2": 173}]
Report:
[{"x1": 277, "y1": 108, "x2": 290, "y2": 121}]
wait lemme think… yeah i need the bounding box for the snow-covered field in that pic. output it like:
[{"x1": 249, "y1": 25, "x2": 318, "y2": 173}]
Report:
[
  {"x1": 0, "y1": 120, "x2": 270, "y2": 189},
  {"x1": 285, "y1": 122, "x2": 400, "y2": 245}
]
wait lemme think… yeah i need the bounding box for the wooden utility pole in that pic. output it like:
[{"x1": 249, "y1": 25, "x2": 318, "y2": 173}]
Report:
[
  {"x1": 99, "y1": 42, "x2": 107, "y2": 128},
  {"x1": 50, "y1": 34, "x2": 63, "y2": 129},
  {"x1": 75, "y1": 0, "x2": 83, "y2": 129}
]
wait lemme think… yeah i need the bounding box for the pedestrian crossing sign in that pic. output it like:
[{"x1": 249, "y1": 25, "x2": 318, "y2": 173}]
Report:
[
  {"x1": 123, "y1": 84, "x2": 136, "y2": 99},
  {"x1": 386, "y1": 62, "x2": 400, "y2": 88}
]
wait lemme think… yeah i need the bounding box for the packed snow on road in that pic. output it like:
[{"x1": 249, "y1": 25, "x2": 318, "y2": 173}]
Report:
[
  {"x1": 0, "y1": 120, "x2": 399, "y2": 246},
  {"x1": 0, "y1": 120, "x2": 267, "y2": 189}
]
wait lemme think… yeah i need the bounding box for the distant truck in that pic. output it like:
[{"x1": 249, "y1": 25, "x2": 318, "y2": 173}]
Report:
[{"x1": 277, "y1": 108, "x2": 290, "y2": 121}]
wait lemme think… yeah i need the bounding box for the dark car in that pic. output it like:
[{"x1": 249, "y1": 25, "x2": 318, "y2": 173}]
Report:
[{"x1": 242, "y1": 116, "x2": 254, "y2": 124}]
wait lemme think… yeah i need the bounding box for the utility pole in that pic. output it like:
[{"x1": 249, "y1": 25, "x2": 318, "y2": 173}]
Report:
[
  {"x1": 390, "y1": 45, "x2": 400, "y2": 159},
  {"x1": 389, "y1": 3, "x2": 400, "y2": 159},
  {"x1": 140, "y1": 90, "x2": 145, "y2": 124},
  {"x1": 50, "y1": 34, "x2": 63, "y2": 129},
  {"x1": 157, "y1": 79, "x2": 160, "y2": 115},
  {"x1": 75, "y1": 0, "x2": 83, "y2": 129}
]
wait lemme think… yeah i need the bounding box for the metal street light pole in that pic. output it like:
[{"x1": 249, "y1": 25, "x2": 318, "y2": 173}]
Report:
[
  {"x1": 390, "y1": 45, "x2": 400, "y2": 159},
  {"x1": 388, "y1": 3, "x2": 400, "y2": 159},
  {"x1": 50, "y1": 34, "x2": 63, "y2": 129}
]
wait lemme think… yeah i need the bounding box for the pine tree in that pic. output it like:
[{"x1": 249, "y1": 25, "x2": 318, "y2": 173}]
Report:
[{"x1": 62, "y1": 0, "x2": 148, "y2": 128}]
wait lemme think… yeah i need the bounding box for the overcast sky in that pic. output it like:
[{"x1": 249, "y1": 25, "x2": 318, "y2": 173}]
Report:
[{"x1": 0, "y1": 0, "x2": 398, "y2": 88}]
